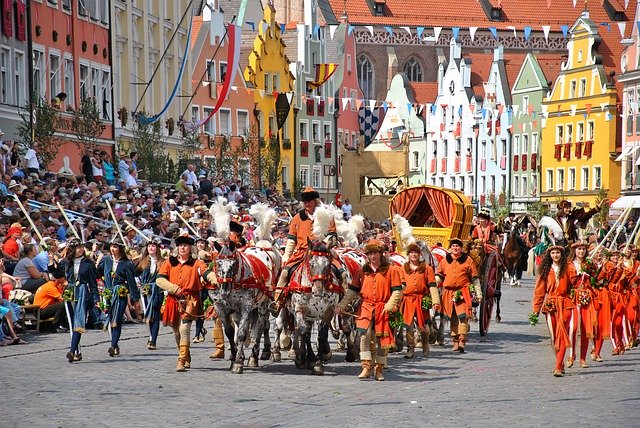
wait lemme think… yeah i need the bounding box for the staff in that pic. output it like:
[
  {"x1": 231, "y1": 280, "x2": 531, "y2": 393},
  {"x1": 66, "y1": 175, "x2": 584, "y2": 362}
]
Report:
[
  {"x1": 593, "y1": 205, "x2": 631, "y2": 256},
  {"x1": 124, "y1": 220, "x2": 151, "y2": 243},
  {"x1": 105, "y1": 200, "x2": 128, "y2": 249},
  {"x1": 12, "y1": 194, "x2": 46, "y2": 246},
  {"x1": 174, "y1": 210, "x2": 200, "y2": 238},
  {"x1": 607, "y1": 206, "x2": 632, "y2": 251},
  {"x1": 626, "y1": 210, "x2": 640, "y2": 251},
  {"x1": 56, "y1": 202, "x2": 81, "y2": 241}
]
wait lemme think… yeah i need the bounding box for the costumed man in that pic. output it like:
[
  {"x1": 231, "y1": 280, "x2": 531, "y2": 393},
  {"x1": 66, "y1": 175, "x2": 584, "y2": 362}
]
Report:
[
  {"x1": 156, "y1": 234, "x2": 216, "y2": 372},
  {"x1": 399, "y1": 243, "x2": 440, "y2": 359},
  {"x1": 554, "y1": 199, "x2": 604, "y2": 248},
  {"x1": 335, "y1": 239, "x2": 403, "y2": 381},
  {"x1": 435, "y1": 238, "x2": 482, "y2": 353},
  {"x1": 501, "y1": 212, "x2": 516, "y2": 250},
  {"x1": 271, "y1": 186, "x2": 338, "y2": 313}
]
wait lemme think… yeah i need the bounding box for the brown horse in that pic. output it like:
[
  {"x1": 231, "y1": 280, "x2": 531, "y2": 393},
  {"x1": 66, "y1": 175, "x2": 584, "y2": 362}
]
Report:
[{"x1": 503, "y1": 231, "x2": 524, "y2": 287}]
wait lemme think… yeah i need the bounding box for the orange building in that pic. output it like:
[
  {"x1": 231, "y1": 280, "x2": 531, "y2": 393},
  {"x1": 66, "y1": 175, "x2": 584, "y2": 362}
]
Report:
[
  {"x1": 189, "y1": 13, "x2": 258, "y2": 187},
  {"x1": 30, "y1": 0, "x2": 114, "y2": 174}
]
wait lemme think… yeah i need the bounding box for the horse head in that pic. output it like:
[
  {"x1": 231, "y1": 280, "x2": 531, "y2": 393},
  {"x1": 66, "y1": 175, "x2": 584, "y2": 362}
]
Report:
[
  {"x1": 213, "y1": 240, "x2": 238, "y2": 294},
  {"x1": 305, "y1": 239, "x2": 332, "y2": 295}
]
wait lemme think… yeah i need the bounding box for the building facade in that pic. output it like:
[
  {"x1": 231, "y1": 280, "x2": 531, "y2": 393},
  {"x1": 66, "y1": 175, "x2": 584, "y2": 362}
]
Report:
[{"x1": 541, "y1": 10, "x2": 621, "y2": 208}]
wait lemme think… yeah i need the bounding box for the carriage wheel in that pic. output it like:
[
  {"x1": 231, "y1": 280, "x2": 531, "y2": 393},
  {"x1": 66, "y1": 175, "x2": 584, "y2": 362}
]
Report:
[{"x1": 479, "y1": 252, "x2": 498, "y2": 337}]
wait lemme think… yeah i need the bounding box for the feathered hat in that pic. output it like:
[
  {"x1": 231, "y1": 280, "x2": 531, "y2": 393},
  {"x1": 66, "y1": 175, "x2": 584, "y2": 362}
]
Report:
[{"x1": 477, "y1": 208, "x2": 491, "y2": 220}]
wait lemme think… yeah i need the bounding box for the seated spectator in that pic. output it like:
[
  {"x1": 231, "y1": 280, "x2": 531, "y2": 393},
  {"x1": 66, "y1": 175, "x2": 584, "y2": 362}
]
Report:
[
  {"x1": 0, "y1": 257, "x2": 21, "y2": 299},
  {"x1": 13, "y1": 244, "x2": 49, "y2": 294},
  {"x1": 33, "y1": 266, "x2": 68, "y2": 333},
  {"x1": 0, "y1": 302, "x2": 24, "y2": 345}
]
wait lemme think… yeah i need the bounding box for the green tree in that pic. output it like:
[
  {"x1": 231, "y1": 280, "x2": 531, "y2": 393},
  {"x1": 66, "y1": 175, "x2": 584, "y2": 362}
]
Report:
[
  {"x1": 129, "y1": 117, "x2": 170, "y2": 183},
  {"x1": 595, "y1": 188, "x2": 609, "y2": 225},
  {"x1": 71, "y1": 97, "x2": 106, "y2": 155},
  {"x1": 261, "y1": 134, "x2": 281, "y2": 189},
  {"x1": 16, "y1": 97, "x2": 60, "y2": 169},
  {"x1": 179, "y1": 129, "x2": 202, "y2": 161}
]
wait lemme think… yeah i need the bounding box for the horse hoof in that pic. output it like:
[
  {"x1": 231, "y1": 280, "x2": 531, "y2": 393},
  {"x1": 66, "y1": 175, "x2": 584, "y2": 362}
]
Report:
[
  {"x1": 321, "y1": 351, "x2": 332, "y2": 362},
  {"x1": 281, "y1": 336, "x2": 292, "y2": 351},
  {"x1": 496, "y1": 315, "x2": 502, "y2": 323},
  {"x1": 247, "y1": 357, "x2": 259, "y2": 368},
  {"x1": 260, "y1": 351, "x2": 271, "y2": 361},
  {"x1": 288, "y1": 349, "x2": 296, "y2": 359},
  {"x1": 272, "y1": 352, "x2": 282, "y2": 362},
  {"x1": 231, "y1": 363, "x2": 244, "y2": 374},
  {"x1": 311, "y1": 364, "x2": 324, "y2": 376}
]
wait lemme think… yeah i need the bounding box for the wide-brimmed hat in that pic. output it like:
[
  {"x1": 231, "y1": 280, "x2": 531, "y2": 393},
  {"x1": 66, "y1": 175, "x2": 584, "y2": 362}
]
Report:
[
  {"x1": 175, "y1": 234, "x2": 195, "y2": 246},
  {"x1": 117, "y1": 195, "x2": 128, "y2": 203},
  {"x1": 364, "y1": 238, "x2": 385, "y2": 254},
  {"x1": 571, "y1": 240, "x2": 588, "y2": 249},
  {"x1": 300, "y1": 186, "x2": 320, "y2": 202},
  {"x1": 229, "y1": 220, "x2": 244, "y2": 235},
  {"x1": 8, "y1": 180, "x2": 20, "y2": 189},
  {"x1": 547, "y1": 245, "x2": 565, "y2": 253}
]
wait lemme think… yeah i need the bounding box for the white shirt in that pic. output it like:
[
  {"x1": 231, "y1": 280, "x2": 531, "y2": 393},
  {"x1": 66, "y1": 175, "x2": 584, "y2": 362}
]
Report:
[
  {"x1": 182, "y1": 169, "x2": 197, "y2": 186},
  {"x1": 118, "y1": 160, "x2": 130, "y2": 180},
  {"x1": 125, "y1": 174, "x2": 138, "y2": 188},
  {"x1": 342, "y1": 203, "x2": 353, "y2": 219},
  {"x1": 24, "y1": 148, "x2": 39, "y2": 169}
]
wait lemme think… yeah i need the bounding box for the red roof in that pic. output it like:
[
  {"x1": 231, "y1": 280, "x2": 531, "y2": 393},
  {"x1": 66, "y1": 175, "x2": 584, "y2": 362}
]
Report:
[
  {"x1": 191, "y1": 16, "x2": 204, "y2": 49},
  {"x1": 409, "y1": 82, "x2": 439, "y2": 104}
]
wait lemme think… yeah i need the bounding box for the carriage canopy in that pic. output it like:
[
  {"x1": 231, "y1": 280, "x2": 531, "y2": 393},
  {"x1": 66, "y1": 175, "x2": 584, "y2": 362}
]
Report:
[{"x1": 390, "y1": 185, "x2": 474, "y2": 252}]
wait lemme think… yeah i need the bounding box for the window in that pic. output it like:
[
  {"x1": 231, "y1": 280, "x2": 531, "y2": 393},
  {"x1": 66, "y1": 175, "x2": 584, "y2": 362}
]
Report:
[
  {"x1": 403, "y1": 57, "x2": 423, "y2": 82},
  {"x1": 357, "y1": 55, "x2": 374, "y2": 99},
  {"x1": 587, "y1": 121, "x2": 595, "y2": 140},
  {"x1": 569, "y1": 167, "x2": 576, "y2": 190},
  {"x1": 556, "y1": 125, "x2": 563, "y2": 144},
  {"x1": 91, "y1": 67, "x2": 99, "y2": 100},
  {"x1": 0, "y1": 48, "x2": 9, "y2": 104},
  {"x1": 203, "y1": 108, "x2": 214, "y2": 134},
  {"x1": 501, "y1": 174, "x2": 506, "y2": 193},
  {"x1": 237, "y1": 111, "x2": 248, "y2": 136},
  {"x1": 579, "y1": 78, "x2": 586, "y2": 97},
  {"x1": 569, "y1": 80, "x2": 576, "y2": 98},
  {"x1": 219, "y1": 61, "x2": 227, "y2": 82},
  {"x1": 469, "y1": 176, "x2": 475, "y2": 194},
  {"x1": 312, "y1": 166, "x2": 321, "y2": 188},
  {"x1": 546, "y1": 169, "x2": 554, "y2": 191},
  {"x1": 264, "y1": 73, "x2": 270, "y2": 91},
  {"x1": 481, "y1": 176, "x2": 486, "y2": 194},
  {"x1": 63, "y1": 58, "x2": 74, "y2": 109},
  {"x1": 299, "y1": 166, "x2": 309, "y2": 186},
  {"x1": 581, "y1": 166, "x2": 589, "y2": 190},
  {"x1": 101, "y1": 69, "x2": 110, "y2": 119},
  {"x1": 566, "y1": 124, "x2": 573, "y2": 142},
  {"x1": 269, "y1": 115, "x2": 277, "y2": 137},
  {"x1": 79, "y1": 63, "x2": 89, "y2": 100},
  {"x1": 521, "y1": 176, "x2": 528, "y2": 197},
  {"x1": 522, "y1": 134, "x2": 529, "y2": 154},
  {"x1": 439, "y1": 177, "x2": 444, "y2": 187},
  {"x1": 191, "y1": 106, "x2": 199, "y2": 122},
  {"x1": 300, "y1": 121, "x2": 309, "y2": 141},
  {"x1": 513, "y1": 176, "x2": 520, "y2": 196},
  {"x1": 557, "y1": 168, "x2": 565, "y2": 191},
  {"x1": 62, "y1": 0, "x2": 71, "y2": 11},
  {"x1": 490, "y1": 175, "x2": 496, "y2": 193},
  {"x1": 593, "y1": 166, "x2": 601, "y2": 189},
  {"x1": 219, "y1": 109, "x2": 231, "y2": 135},
  {"x1": 206, "y1": 60, "x2": 216, "y2": 81},
  {"x1": 458, "y1": 176, "x2": 464, "y2": 191},
  {"x1": 531, "y1": 132, "x2": 538, "y2": 153},
  {"x1": 238, "y1": 158, "x2": 250, "y2": 186},
  {"x1": 411, "y1": 151, "x2": 419, "y2": 170},
  {"x1": 272, "y1": 73, "x2": 279, "y2": 92},
  {"x1": 14, "y1": 50, "x2": 25, "y2": 106},
  {"x1": 522, "y1": 96, "x2": 529, "y2": 113},
  {"x1": 347, "y1": 54, "x2": 352, "y2": 74},
  {"x1": 450, "y1": 177, "x2": 455, "y2": 188},
  {"x1": 513, "y1": 135, "x2": 520, "y2": 155},
  {"x1": 577, "y1": 122, "x2": 584, "y2": 141},
  {"x1": 78, "y1": 0, "x2": 87, "y2": 15},
  {"x1": 49, "y1": 53, "x2": 61, "y2": 100},
  {"x1": 531, "y1": 174, "x2": 538, "y2": 196},
  {"x1": 323, "y1": 123, "x2": 331, "y2": 142}
]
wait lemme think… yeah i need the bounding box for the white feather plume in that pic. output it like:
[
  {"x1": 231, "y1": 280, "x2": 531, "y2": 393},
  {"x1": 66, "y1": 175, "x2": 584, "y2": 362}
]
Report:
[
  {"x1": 345, "y1": 214, "x2": 365, "y2": 247},
  {"x1": 538, "y1": 216, "x2": 563, "y2": 243},
  {"x1": 210, "y1": 196, "x2": 235, "y2": 240},
  {"x1": 250, "y1": 202, "x2": 277, "y2": 243},
  {"x1": 393, "y1": 214, "x2": 415, "y2": 245},
  {"x1": 312, "y1": 204, "x2": 333, "y2": 240}
]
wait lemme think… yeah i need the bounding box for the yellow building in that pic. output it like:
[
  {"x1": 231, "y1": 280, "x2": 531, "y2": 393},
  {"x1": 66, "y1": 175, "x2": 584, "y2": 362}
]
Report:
[
  {"x1": 541, "y1": 10, "x2": 620, "y2": 208},
  {"x1": 244, "y1": 4, "x2": 295, "y2": 190}
]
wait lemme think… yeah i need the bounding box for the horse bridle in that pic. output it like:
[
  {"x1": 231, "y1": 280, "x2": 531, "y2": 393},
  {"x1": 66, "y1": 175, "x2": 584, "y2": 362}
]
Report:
[
  {"x1": 305, "y1": 249, "x2": 332, "y2": 282},
  {"x1": 215, "y1": 251, "x2": 239, "y2": 284}
]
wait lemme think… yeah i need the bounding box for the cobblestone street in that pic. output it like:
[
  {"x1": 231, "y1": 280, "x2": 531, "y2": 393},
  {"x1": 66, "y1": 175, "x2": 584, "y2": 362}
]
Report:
[{"x1": 2, "y1": 276, "x2": 639, "y2": 427}]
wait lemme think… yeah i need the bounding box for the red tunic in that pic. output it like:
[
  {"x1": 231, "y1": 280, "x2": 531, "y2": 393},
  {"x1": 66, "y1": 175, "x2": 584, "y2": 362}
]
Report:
[
  {"x1": 567, "y1": 259, "x2": 597, "y2": 339},
  {"x1": 354, "y1": 262, "x2": 402, "y2": 349},
  {"x1": 533, "y1": 266, "x2": 575, "y2": 350},
  {"x1": 158, "y1": 256, "x2": 208, "y2": 326},
  {"x1": 435, "y1": 253, "x2": 478, "y2": 320},
  {"x1": 472, "y1": 222, "x2": 499, "y2": 253},
  {"x1": 400, "y1": 262, "x2": 435, "y2": 328}
]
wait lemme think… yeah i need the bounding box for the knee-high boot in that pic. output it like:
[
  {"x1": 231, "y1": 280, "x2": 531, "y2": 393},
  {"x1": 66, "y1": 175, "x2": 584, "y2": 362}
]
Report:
[
  {"x1": 421, "y1": 330, "x2": 430, "y2": 357},
  {"x1": 404, "y1": 329, "x2": 415, "y2": 359},
  {"x1": 358, "y1": 360, "x2": 372, "y2": 379},
  {"x1": 177, "y1": 343, "x2": 188, "y2": 372},
  {"x1": 209, "y1": 318, "x2": 225, "y2": 359}
]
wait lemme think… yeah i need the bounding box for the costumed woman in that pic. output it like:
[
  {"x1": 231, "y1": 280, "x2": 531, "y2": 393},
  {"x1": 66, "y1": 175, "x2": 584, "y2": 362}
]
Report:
[
  {"x1": 532, "y1": 245, "x2": 575, "y2": 377},
  {"x1": 591, "y1": 248, "x2": 614, "y2": 362}
]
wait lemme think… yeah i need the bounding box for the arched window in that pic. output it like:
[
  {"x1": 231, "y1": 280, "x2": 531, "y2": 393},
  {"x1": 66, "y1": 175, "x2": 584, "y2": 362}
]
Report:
[
  {"x1": 357, "y1": 55, "x2": 374, "y2": 99},
  {"x1": 403, "y1": 57, "x2": 423, "y2": 82}
]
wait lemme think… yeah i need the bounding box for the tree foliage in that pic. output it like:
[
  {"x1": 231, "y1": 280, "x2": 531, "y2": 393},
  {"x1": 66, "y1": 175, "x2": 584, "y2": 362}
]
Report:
[
  {"x1": 261, "y1": 134, "x2": 281, "y2": 190},
  {"x1": 71, "y1": 97, "x2": 106, "y2": 155},
  {"x1": 16, "y1": 97, "x2": 60, "y2": 169},
  {"x1": 129, "y1": 117, "x2": 170, "y2": 183}
]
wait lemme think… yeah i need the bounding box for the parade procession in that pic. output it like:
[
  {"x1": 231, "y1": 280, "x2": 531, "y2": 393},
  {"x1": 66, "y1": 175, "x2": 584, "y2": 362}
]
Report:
[{"x1": 1, "y1": 0, "x2": 640, "y2": 426}]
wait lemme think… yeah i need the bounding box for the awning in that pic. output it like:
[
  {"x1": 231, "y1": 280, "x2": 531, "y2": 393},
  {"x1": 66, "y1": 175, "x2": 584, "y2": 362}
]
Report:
[{"x1": 610, "y1": 195, "x2": 640, "y2": 209}]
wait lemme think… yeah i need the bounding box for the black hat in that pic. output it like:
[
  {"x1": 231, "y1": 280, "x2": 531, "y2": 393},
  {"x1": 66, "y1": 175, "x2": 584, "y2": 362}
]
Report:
[
  {"x1": 300, "y1": 186, "x2": 320, "y2": 202},
  {"x1": 449, "y1": 238, "x2": 464, "y2": 248},
  {"x1": 229, "y1": 220, "x2": 244, "y2": 235},
  {"x1": 175, "y1": 234, "x2": 195, "y2": 246}
]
